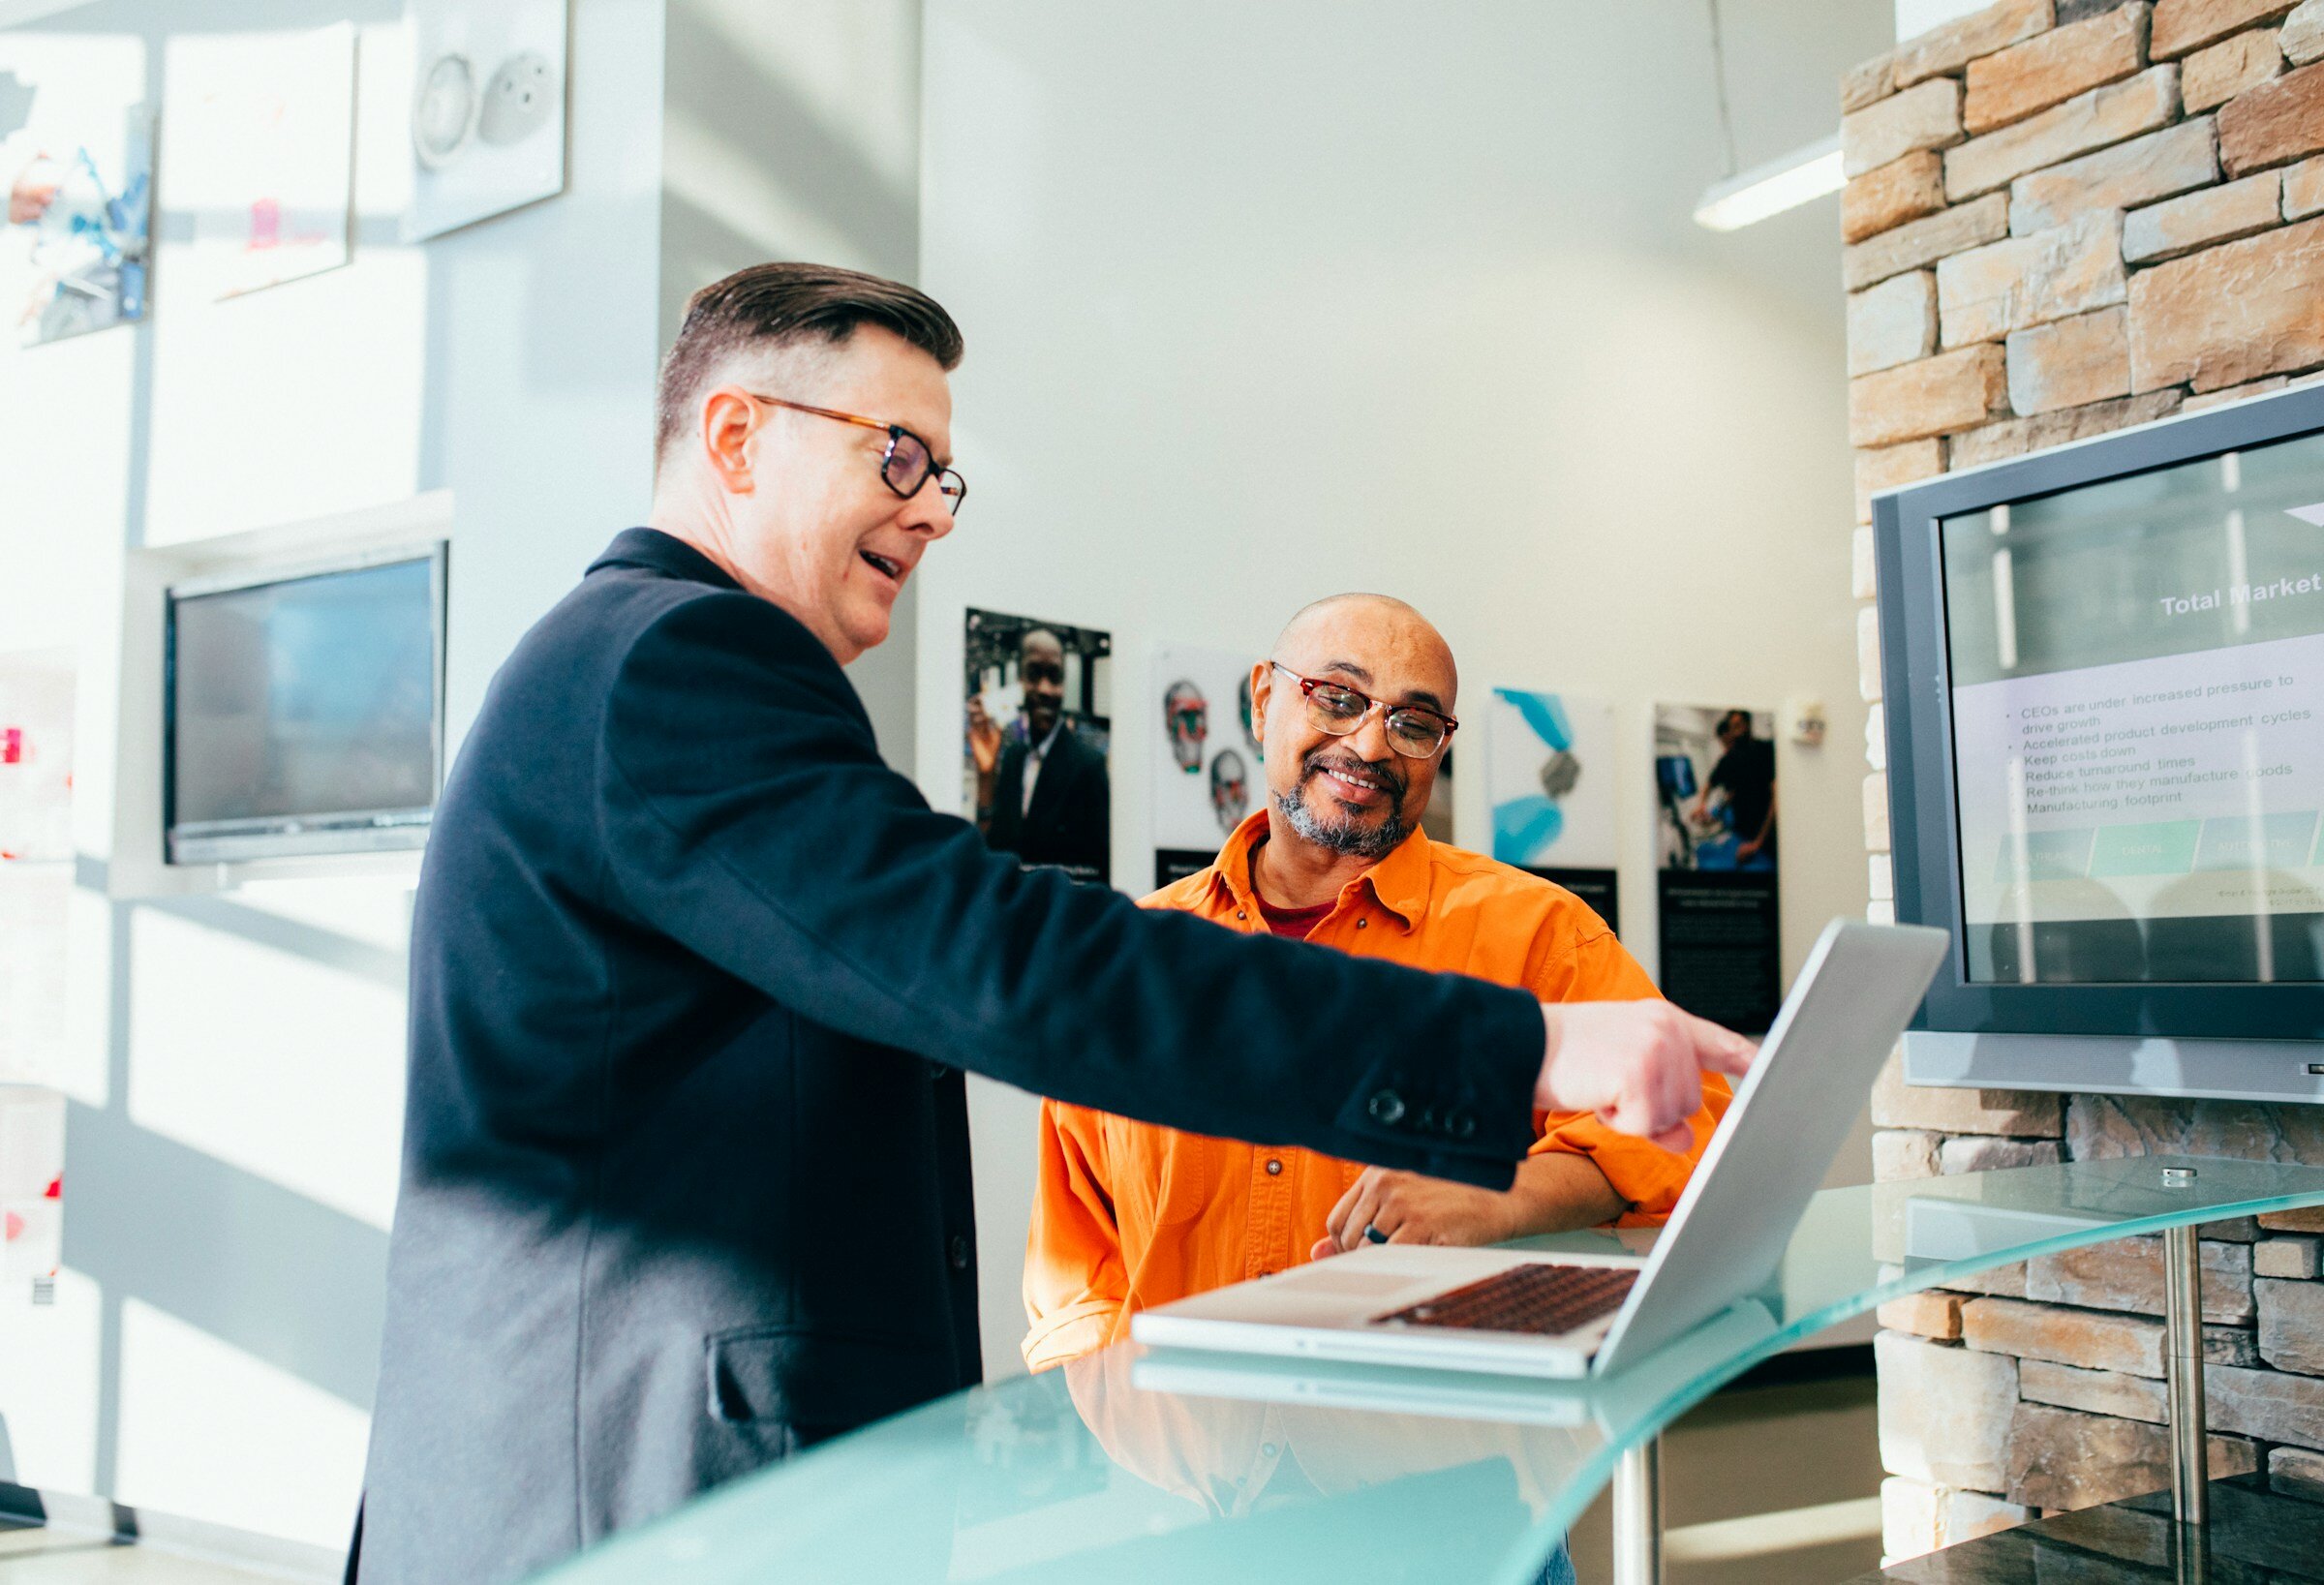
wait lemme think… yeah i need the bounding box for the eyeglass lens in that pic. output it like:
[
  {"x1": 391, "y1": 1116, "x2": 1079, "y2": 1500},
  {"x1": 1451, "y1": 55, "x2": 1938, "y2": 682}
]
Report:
[
  {"x1": 882, "y1": 429, "x2": 967, "y2": 513},
  {"x1": 883, "y1": 430, "x2": 933, "y2": 494},
  {"x1": 1302, "y1": 683, "x2": 1446, "y2": 757}
]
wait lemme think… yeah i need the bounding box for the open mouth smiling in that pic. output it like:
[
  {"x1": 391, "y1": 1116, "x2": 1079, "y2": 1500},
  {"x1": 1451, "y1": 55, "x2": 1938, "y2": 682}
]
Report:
[
  {"x1": 859, "y1": 549, "x2": 904, "y2": 583},
  {"x1": 1310, "y1": 757, "x2": 1399, "y2": 804}
]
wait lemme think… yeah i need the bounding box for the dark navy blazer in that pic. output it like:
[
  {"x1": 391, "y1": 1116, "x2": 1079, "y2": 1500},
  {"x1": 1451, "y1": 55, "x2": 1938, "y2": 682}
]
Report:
[{"x1": 352, "y1": 529, "x2": 1544, "y2": 1583}]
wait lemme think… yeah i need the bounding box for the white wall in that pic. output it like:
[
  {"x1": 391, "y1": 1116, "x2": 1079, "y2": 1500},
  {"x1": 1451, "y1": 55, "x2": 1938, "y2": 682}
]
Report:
[
  {"x1": 0, "y1": 0, "x2": 665, "y2": 1550},
  {"x1": 660, "y1": 0, "x2": 927, "y2": 765},
  {"x1": 1896, "y1": 0, "x2": 1991, "y2": 43},
  {"x1": 919, "y1": 0, "x2": 1892, "y2": 1380}
]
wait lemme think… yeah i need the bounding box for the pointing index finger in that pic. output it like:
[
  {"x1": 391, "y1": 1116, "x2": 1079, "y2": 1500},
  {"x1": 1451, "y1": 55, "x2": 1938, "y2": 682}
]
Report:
[{"x1": 1690, "y1": 1016, "x2": 1759, "y2": 1077}]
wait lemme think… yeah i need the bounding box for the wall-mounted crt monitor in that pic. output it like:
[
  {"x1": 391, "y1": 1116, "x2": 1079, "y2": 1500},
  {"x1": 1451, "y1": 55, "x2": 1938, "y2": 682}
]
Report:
[
  {"x1": 165, "y1": 545, "x2": 446, "y2": 866},
  {"x1": 1876, "y1": 384, "x2": 2324, "y2": 1103}
]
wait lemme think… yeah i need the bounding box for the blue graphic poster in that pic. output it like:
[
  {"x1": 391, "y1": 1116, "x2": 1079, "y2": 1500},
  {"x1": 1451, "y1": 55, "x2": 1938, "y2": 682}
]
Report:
[{"x1": 1488, "y1": 687, "x2": 1620, "y2": 933}]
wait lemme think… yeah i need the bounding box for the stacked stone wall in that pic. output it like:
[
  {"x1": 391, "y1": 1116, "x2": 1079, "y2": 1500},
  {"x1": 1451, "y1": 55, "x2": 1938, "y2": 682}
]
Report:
[{"x1": 1843, "y1": 0, "x2": 2324, "y2": 1559}]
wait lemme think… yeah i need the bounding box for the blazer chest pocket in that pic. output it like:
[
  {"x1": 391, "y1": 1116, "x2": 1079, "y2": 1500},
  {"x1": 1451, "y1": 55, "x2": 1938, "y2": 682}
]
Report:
[{"x1": 705, "y1": 1328, "x2": 957, "y2": 1445}]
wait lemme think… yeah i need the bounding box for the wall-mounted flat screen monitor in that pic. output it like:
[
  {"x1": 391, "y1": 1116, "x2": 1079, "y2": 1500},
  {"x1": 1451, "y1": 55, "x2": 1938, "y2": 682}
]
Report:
[
  {"x1": 1877, "y1": 385, "x2": 2324, "y2": 1103},
  {"x1": 166, "y1": 545, "x2": 446, "y2": 865}
]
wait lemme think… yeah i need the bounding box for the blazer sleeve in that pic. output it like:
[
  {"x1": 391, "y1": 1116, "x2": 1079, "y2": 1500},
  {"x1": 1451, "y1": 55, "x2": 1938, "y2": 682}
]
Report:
[
  {"x1": 1523, "y1": 922, "x2": 1733, "y2": 1224},
  {"x1": 596, "y1": 593, "x2": 1544, "y2": 1185}
]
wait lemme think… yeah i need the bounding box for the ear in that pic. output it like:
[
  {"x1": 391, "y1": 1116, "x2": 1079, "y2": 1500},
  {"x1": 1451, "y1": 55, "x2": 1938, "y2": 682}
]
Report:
[
  {"x1": 1248, "y1": 660, "x2": 1271, "y2": 739},
  {"x1": 700, "y1": 388, "x2": 759, "y2": 496}
]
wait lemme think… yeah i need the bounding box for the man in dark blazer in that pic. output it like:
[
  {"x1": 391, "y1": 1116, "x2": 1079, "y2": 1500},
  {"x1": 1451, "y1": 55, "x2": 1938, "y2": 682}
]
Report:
[
  {"x1": 350, "y1": 263, "x2": 1753, "y2": 1584},
  {"x1": 984, "y1": 627, "x2": 1111, "y2": 882}
]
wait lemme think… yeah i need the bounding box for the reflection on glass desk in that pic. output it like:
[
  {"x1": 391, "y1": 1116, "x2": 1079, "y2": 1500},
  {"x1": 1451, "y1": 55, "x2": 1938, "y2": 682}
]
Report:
[{"x1": 532, "y1": 1158, "x2": 2324, "y2": 1585}]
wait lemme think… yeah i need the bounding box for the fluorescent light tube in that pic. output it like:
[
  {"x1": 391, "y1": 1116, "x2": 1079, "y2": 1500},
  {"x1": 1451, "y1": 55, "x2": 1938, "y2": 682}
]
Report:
[{"x1": 1693, "y1": 134, "x2": 1844, "y2": 231}]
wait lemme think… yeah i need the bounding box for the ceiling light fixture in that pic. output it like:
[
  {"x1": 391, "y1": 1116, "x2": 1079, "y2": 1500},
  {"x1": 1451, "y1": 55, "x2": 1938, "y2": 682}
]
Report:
[
  {"x1": 1693, "y1": 135, "x2": 1845, "y2": 230},
  {"x1": 1691, "y1": 0, "x2": 1844, "y2": 232}
]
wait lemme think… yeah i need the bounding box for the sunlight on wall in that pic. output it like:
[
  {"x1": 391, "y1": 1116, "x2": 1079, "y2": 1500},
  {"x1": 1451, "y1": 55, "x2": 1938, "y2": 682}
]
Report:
[
  {"x1": 115, "y1": 1295, "x2": 367, "y2": 1549},
  {"x1": 0, "y1": 1265, "x2": 101, "y2": 1493},
  {"x1": 0, "y1": 33, "x2": 140, "y2": 654},
  {"x1": 141, "y1": 22, "x2": 424, "y2": 546},
  {"x1": 127, "y1": 897, "x2": 406, "y2": 1233}
]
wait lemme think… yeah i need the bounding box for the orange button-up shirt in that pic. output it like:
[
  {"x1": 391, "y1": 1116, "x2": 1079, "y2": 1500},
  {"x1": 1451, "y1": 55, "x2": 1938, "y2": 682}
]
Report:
[{"x1": 1021, "y1": 812, "x2": 1733, "y2": 1372}]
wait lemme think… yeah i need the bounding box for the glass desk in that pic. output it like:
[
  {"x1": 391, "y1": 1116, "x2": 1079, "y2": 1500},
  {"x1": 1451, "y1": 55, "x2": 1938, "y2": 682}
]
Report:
[{"x1": 534, "y1": 1157, "x2": 2324, "y2": 1585}]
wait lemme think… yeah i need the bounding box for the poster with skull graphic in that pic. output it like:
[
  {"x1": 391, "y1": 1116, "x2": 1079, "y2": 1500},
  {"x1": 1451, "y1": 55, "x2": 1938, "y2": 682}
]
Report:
[{"x1": 1152, "y1": 642, "x2": 1263, "y2": 888}]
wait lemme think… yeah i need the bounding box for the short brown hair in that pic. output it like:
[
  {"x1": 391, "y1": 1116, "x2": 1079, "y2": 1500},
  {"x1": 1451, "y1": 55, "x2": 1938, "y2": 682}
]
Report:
[{"x1": 654, "y1": 261, "x2": 964, "y2": 467}]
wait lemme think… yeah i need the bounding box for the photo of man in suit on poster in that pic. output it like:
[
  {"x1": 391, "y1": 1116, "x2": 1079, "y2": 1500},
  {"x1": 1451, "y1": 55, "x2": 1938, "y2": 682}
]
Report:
[{"x1": 965, "y1": 608, "x2": 1112, "y2": 884}]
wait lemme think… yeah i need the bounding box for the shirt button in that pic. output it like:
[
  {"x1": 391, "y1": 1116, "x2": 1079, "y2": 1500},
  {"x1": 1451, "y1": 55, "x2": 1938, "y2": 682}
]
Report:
[
  {"x1": 1237, "y1": 910, "x2": 1247, "y2": 921},
  {"x1": 1265, "y1": 1158, "x2": 1283, "y2": 1175},
  {"x1": 1261, "y1": 1443, "x2": 1279, "y2": 1458},
  {"x1": 948, "y1": 1234, "x2": 971, "y2": 1271},
  {"x1": 1368, "y1": 1090, "x2": 1406, "y2": 1126},
  {"x1": 1357, "y1": 918, "x2": 1368, "y2": 930}
]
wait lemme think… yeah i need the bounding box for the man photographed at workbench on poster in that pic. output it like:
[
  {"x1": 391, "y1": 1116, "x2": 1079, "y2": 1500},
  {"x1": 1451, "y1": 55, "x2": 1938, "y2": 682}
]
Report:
[
  {"x1": 1024, "y1": 595, "x2": 1731, "y2": 1372},
  {"x1": 348, "y1": 261, "x2": 1758, "y2": 1585}
]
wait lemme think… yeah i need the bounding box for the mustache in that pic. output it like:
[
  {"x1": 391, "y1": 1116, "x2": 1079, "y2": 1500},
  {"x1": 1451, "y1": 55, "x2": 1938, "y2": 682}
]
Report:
[{"x1": 1300, "y1": 747, "x2": 1407, "y2": 802}]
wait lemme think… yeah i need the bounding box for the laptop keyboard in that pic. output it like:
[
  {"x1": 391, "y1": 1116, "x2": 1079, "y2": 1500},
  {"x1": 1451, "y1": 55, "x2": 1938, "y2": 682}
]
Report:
[{"x1": 1374, "y1": 1264, "x2": 1638, "y2": 1336}]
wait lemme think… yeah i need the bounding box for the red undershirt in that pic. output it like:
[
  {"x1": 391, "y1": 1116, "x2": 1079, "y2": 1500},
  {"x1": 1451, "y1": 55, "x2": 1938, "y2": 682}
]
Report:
[{"x1": 1253, "y1": 895, "x2": 1335, "y2": 940}]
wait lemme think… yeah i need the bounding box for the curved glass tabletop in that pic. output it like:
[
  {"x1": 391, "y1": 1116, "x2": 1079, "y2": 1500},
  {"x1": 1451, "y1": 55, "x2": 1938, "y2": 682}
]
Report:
[{"x1": 534, "y1": 1156, "x2": 2324, "y2": 1585}]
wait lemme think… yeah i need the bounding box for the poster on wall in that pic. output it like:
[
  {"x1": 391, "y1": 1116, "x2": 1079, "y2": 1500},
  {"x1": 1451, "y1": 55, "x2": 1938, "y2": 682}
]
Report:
[
  {"x1": 168, "y1": 22, "x2": 356, "y2": 300},
  {"x1": 1653, "y1": 703, "x2": 1781, "y2": 1033},
  {"x1": 402, "y1": 0, "x2": 569, "y2": 242},
  {"x1": 1152, "y1": 642, "x2": 1263, "y2": 888},
  {"x1": 0, "y1": 48, "x2": 152, "y2": 347},
  {"x1": 965, "y1": 608, "x2": 1112, "y2": 886},
  {"x1": 1487, "y1": 687, "x2": 1620, "y2": 932},
  {"x1": 0, "y1": 651, "x2": 73, "y2": 1091},
  {"x1": 0, "y1": 1086, "x2": 65, "y2": 1299}
]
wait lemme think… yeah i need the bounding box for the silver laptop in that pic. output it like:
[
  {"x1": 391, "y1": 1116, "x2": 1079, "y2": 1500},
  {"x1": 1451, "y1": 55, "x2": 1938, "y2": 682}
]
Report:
[{"x1": 1130, "y1": 918, "x2": 1947, "y2": 1379}]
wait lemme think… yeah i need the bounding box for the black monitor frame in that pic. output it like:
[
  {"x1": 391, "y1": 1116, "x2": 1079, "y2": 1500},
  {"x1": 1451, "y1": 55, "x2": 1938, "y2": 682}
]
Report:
[{"x1": 1876, "y1": 381, "x2": 2324, "y2": 1045}]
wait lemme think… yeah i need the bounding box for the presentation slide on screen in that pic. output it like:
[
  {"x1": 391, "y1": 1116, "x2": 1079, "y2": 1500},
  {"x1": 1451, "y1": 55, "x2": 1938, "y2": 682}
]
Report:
[
  {"x1": 1953, "y1": 622, "x2": 2324, "y2": 928},
  {"x1": 1942, "y1": 436, "x2": 2324, "y2": 984}
]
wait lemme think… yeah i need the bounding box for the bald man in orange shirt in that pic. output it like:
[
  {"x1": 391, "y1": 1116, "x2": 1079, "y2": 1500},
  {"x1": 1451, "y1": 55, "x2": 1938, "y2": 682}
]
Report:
[{"x1": 1022, "y1": 594, "x2": 1732, "y2": 1371}]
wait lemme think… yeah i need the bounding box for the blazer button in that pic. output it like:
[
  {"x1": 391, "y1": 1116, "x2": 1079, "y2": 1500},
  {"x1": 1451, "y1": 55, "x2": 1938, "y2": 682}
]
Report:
[
  {"x1": 948, "y1": 1234, "x2": 971, "y2": 1271},
  {"x1": 1449, "y1": 1110, "x2": 1477, "y2": 1139},
  {"x1": 1368, "y1": 1089, "x2": 1406, "y2": 1126}
]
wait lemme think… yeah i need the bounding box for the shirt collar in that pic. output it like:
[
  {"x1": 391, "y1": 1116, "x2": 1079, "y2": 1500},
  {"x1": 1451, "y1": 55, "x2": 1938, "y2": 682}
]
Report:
[
  {"x1": 1205, "y1": 809, "x2": 1434, "y2": 930},
  {"x1": 587, "y1": 527, "x2": 744, "y2": 593},
  {"x1": 1028, "y1": 716, "x2": 1067, "y2": 758}
]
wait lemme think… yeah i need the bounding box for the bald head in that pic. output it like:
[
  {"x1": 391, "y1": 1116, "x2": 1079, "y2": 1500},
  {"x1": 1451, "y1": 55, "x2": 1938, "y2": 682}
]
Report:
[
  {"x1": 1255, "y1": 593, "x2": 1457, "y2": 867},
  {"x1": 1271, "y1": 594, "x2": 1457, "y2": 716}
]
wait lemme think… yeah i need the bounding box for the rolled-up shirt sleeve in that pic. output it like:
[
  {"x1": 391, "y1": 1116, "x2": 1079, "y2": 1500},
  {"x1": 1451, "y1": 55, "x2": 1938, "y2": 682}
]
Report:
[
  {"x1": 1023, "y1": 1100, "x2": 1128, "y2": 1372},
  {"x1": 1521, "y1": 924, "x2": 1733, "y2": 1226}
]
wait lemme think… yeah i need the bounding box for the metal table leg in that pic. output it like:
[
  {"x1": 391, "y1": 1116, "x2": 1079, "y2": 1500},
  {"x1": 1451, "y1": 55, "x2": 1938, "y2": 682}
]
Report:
[
  {"x1": 2163, "y1": 1219, "x2": 2209, "y2": 1533},
  {"x1": 1612, "y1": 1435, "x2": 1662, "y2": 1585}
]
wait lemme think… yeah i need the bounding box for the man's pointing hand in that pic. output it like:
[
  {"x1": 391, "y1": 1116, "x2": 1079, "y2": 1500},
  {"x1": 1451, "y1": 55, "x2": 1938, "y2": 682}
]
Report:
[{"x1": 1537, "y1": 1001, "x2": 1758, "y2": 1153}]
